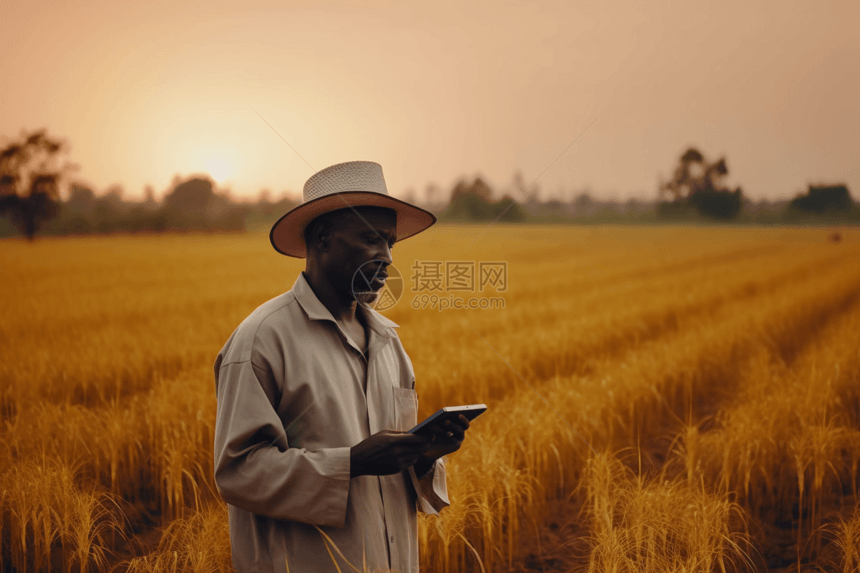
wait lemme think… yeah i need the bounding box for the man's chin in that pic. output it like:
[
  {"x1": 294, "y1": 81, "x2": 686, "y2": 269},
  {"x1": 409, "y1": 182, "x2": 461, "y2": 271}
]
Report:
[{"x1": 354, "y1": 291, "x2": 379, "y2": 305}]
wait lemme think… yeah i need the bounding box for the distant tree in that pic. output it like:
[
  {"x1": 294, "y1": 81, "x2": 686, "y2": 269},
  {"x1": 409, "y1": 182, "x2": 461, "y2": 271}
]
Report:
[
  {"x1": 624, "y1": 198, "x2": 645, "y2": 214},
  {"x1": 66, "y1": 184, "x2": 97, "y2": 215},
  {"x1": 94, "y1": 184, "x2": 127, "y2": 233},
  {"x1": 573, "y1": 192, "x2": 596, "y2": 216},
  {"x1": 446, "y1": 177, "x2": 491, "y2": 220},
  {"x1": 446, "y1": 189, "x2": 490, "y2": 221},
  {"x1": 0, "y1": 129, "x2": 77, "y2": 239},
  {"x1": 61, "y1": 183, "x2": 97, "y2": 234},
  {"x1": 512, "y1": 171, "x2": 527, "y2": 195},
  {"x1": 492, "y1": 194, "x2": 527, "y2": 222},
  {"x1": 598, "y1": 199, "x2": 622, "y2": 217},
  {"x1": 543, "y1": 199, "x2": 567, "y2": 216},
  {"x1": 450, "y1": 176, "x2": 493, "y2": 203},
  {"x1": 659, "y1": 147, "x2": 743, "y2": 220},
  {"x1": 511, "y1": 170, "x2": 538, "y2": 200},
  {"x1": 443, "y1": 176, "x2": 526, "y2": 222},
  {"x1": 160, "y1": 175, "x2": 246, "y2": 231},
  {"x1": 472, "y1": 177, "x2": 493, "y2": 201},
  {"x1": 789, "y1": 184, "x2": 852, "y2": 213},
  {"x1": 256, "y1": 188, "x2": 274, "y2": 215},
  {"x1": 257, "y1": 188, "x2": 272, "y2": 204},
  {"x1": 163, "y1": 177, "x2": 218, "y2": 213},
  {"x1": 142, "y1": 185, "x2": 158, "y2": 211}
]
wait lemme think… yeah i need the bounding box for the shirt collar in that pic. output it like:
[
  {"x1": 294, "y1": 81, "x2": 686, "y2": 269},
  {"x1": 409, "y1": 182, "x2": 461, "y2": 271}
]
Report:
[{"x1": 292, "y1": 271, "x2": 400, "y2": 338}]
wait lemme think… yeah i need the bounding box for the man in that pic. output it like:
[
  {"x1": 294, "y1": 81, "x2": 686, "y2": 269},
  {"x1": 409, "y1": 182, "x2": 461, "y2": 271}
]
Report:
[{"x1": 213, "y1": 161, "x2": 471, "y2": 572}]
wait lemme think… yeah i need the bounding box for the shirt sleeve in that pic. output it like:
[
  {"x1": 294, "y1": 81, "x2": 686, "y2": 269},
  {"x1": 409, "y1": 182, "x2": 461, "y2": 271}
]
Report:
[
  {"x1": 213, "y1": 356, "x2": 352, "y2": 527},
  {"x1": 407, "y1": 456, "x2": 450, "y2": 515}
]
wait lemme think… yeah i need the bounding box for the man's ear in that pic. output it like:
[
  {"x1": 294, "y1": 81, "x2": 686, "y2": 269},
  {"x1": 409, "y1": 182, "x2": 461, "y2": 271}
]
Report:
[{"x1": 308, "y1": 220, "x2": 331, "y2": 253}]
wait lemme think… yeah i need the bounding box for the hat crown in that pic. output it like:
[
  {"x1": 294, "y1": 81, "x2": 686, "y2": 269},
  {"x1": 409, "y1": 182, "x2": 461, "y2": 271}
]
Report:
[{"x1": 303, "y1": 161, "x2": 389, "y2": 202}]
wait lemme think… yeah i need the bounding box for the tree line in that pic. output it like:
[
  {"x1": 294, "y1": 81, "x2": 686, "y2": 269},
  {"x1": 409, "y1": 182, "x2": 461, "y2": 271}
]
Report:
[
  {"x1": 0, "y1": 130, "x2": 299, "y2": 239},
  {"x1": 435, "y1": 146, "x2": 856, "y2": 225},
  {"x1": 1, "y1": 130, "x2": 856, "y2": 240}
]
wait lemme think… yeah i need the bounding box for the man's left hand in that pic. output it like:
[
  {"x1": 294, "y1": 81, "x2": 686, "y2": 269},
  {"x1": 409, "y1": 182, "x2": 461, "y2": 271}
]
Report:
[{"x1": 418, "y1": 414, "x2": 470, "y2": 461}]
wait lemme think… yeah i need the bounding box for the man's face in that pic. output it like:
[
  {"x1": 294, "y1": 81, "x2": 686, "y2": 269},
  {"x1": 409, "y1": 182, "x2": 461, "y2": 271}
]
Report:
[{"x1": 317, "y1": 206, "x2": 397, "y2": 304}]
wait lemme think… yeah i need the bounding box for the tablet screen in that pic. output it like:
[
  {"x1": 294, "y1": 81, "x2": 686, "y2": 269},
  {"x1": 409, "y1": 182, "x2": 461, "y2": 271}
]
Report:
[{"x1": 408, "y1": 404, "x2": 487, "y2": 435}]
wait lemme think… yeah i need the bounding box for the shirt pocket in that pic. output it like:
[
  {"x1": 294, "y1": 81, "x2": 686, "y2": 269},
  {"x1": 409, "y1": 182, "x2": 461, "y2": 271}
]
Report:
[{"x1": 392, "y1": 387, "x2": 419, "y2": 432}]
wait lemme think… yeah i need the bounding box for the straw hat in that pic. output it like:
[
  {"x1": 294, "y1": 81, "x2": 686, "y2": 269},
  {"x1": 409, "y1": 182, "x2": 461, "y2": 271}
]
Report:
[{"x1": 270, "y1": 161, "x2": 437, "y2": 258}]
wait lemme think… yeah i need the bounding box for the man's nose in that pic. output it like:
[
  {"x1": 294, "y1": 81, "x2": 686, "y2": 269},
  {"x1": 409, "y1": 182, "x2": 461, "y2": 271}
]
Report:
[{"x1": 376, "y1": 242, "x2": 393, "y2": 264}]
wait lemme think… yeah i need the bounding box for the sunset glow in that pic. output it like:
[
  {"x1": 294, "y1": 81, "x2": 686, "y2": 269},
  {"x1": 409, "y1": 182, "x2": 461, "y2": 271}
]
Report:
[
  {"x1": 1, "y1": 0, "x2": 858, "y2": 201},
  {"x1": 203, "y1": 155, "x2": 235, "y2": 185}
]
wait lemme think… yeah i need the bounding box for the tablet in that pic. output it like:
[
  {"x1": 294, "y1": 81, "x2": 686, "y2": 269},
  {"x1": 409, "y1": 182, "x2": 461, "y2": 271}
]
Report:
[{"x1": 407, "y1": 404, "x2": 487, "y2": 436}]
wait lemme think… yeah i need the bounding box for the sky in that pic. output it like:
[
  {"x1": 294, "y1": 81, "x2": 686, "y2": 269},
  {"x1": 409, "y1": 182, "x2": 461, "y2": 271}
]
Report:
[{"x1": 1, "y1": 0, "x2": 857, "y2": 203}]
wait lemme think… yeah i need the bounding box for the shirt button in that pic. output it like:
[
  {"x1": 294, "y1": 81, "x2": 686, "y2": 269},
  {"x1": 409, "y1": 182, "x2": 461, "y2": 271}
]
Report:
[{"x1": 390, "y1": 534, "x2": 395, "y2": 543}]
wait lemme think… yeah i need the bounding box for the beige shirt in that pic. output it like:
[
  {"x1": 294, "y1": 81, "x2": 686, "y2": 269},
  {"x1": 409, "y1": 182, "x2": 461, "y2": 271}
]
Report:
[{"x1": 213, "y1": 271, "x2": 449, "y2": 573}]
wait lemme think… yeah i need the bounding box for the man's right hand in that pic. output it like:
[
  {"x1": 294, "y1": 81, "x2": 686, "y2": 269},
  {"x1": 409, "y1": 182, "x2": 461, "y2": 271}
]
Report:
[{"x1": 349, "y1": 430, "x2": 433, "y2": 477}]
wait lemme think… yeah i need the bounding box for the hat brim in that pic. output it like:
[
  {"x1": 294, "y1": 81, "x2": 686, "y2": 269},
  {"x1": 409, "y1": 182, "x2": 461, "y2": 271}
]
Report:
[{"x1": 270, "y1": 191, "x2": 437, "y2": 258}]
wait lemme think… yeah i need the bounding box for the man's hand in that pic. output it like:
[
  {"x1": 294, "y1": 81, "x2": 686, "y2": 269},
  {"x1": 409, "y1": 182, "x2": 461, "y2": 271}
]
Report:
[
  {"x1": 350, "y1": 430, "x2": 433, "y2": 477},
  {"x1": 416, "y1": 414, "x2": 470, "y2": 463}
]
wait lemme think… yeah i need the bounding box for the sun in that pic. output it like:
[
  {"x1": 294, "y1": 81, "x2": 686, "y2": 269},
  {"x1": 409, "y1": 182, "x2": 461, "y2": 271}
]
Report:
[{"x1": 205, "y1": 156, "x2": 234, "y2": 184}]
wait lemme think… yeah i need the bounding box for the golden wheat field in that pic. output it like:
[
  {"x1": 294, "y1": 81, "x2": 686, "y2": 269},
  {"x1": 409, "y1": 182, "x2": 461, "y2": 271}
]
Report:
[{"x1": 2, "y1": 224, "x2": 860, "y2": 573}]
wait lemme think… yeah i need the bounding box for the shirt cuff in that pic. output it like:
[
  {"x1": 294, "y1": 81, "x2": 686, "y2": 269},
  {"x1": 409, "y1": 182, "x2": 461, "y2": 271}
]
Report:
[{"x1": 408, "y1": 456, "x2": 450, "y2": 515}]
